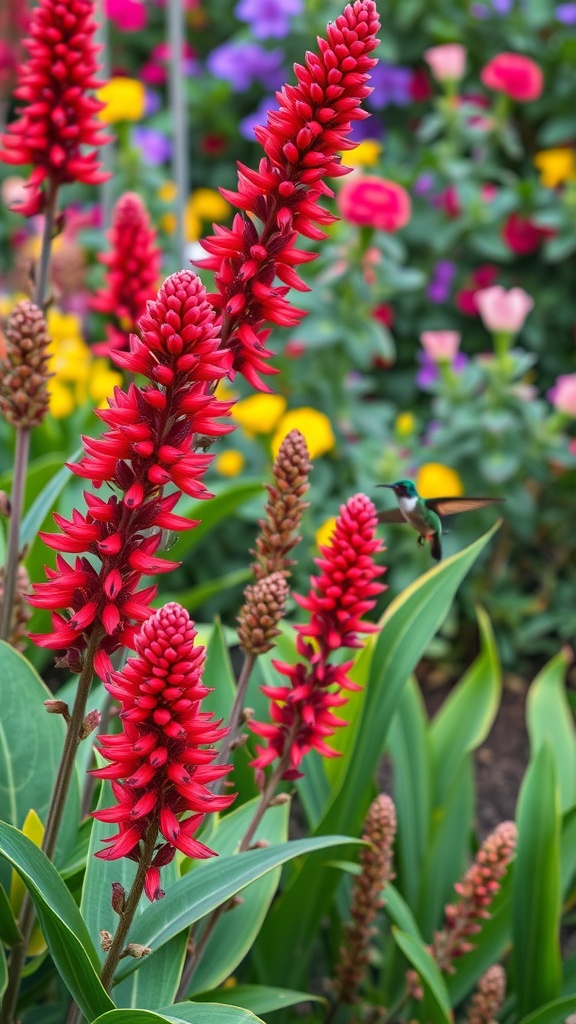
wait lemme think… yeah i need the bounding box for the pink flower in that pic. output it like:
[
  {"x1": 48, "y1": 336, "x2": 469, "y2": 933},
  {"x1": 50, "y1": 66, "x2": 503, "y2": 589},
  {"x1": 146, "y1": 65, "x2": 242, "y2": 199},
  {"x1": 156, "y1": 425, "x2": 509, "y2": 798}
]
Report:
[
  {"x1": 480, "y1": 53, "x2": 543, "y2": 102},
  {"x1": 91, "y1": 602, "x2": 235, "y2": 901},
  {"x1": 249, "y1": 494, "x2": 386, "y2": 779},
  {"x1": 548, "y1": 373, "x2": 576, "y2": 416},
  {"x1": 420, "y1": 330, "x2": 460, "y2": 362},
  {"x1": 423, "y1": 44, "x2": 466, "y2": 83},
  {"x1": 475, "y1": 285, "x2": 533, "y2": 334},
  {"x1": 337, "y1": 176, "x2": 411, "y2": 232},
  {"x1": 106, "y1": 0, "x2": 147, "y2": 31}
]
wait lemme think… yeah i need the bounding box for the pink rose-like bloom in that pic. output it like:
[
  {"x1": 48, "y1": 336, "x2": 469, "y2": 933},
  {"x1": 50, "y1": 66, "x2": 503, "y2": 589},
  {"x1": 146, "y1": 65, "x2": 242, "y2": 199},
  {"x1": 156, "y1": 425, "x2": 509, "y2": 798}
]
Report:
[
  {"x1": 420, "y1": 330, "x2": 461, "y2": 362},
  {"x1": 337, "y1": 176, "x2": 411, "y2": 232},
  {"x1": 106, "y1": 0, "x2": 147, "y2": 30},
  {"x1": 475, "y1": 285, "x2": 534, "y2": 334},
  {"x1": 548, "y1": 373, "x2": 576, "y2": 416},
  {"x1": 480, "y1": 53, "x2": 543, "y2": 102},
  {"x1": 424, "y1": 44, "x2": 466, "y2": 83}
]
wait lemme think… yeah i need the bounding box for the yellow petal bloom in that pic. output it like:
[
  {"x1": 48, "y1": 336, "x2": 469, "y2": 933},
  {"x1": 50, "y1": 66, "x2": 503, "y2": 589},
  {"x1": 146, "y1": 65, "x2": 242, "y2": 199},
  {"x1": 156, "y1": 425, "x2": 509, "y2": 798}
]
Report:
[
  {"x1": 344, "y1": 140, "x2": 382, "y2": 168},
  {"x1": 315, "y1": 516, "x2": 337, "y2": 549},
  {"x1": 272, "y1": 407, "x2": 335, "y2": 460},
  {"x1": 233, "y1": 393, "x2": 287, "y2": 436},
  {"x1": 534, "y1": 148, "x2": 576, "y2": 189},
  {"x1": 215, "y1": 449, "x2": 245, "y2": 477},
  {"x1": 97, "y1": 77, "x2": 145, "y2": 124},
  {"x1": 89, "y1": 360, "x2": 124, "y2": 407},
  {"x1": 395, "y1": 411, "x2": 415, "y2": 438},
  {"x1": 188, "y1": 187, "x2": 231, "y2": 222},
  {"x1": 48, "y1": 379, "x2": 75, "y2": 419},
  {"x1": 416, "y1": 462, "x2": 463, "y2": 499}
]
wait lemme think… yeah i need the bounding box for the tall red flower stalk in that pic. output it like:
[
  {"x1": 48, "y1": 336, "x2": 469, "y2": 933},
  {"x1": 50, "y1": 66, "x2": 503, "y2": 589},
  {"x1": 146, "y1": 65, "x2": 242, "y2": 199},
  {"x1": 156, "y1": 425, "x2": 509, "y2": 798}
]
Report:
[
  {"x1": 91, "y1": 192, "x2": 162, "y2": 357},
  {"x1": 0, "y1": 0, "x2": 109, "y2": 217},
  {"x1": 92, "y1": 602, "x2": 235, "y2": 991},
  {"x1": 92, "y1": 602, "x2": 234, "y2": 902},
  {"x1": 29, "y1": 270, "x2": 233, "y2": 677},
  {"x1": 249, "y1": 493, "x2": 386, "y2": 781},
  {"x1": 195, "y1": 0, "x2": 381, "y2": 390}
]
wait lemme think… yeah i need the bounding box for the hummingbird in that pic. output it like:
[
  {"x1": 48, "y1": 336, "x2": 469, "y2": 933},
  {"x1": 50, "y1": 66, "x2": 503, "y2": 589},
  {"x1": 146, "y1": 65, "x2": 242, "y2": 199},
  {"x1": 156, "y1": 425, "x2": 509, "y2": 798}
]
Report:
[{"x1": 376, "y1": 479, "x2": 504, "y2": 562}]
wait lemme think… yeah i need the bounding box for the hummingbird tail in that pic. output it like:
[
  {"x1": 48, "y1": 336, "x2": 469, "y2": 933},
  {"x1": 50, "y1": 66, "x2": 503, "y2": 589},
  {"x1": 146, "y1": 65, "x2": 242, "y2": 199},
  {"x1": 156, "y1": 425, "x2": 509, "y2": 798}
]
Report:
[{"x1": 430, "y1": 533, "x2": 442, "y2": 562}]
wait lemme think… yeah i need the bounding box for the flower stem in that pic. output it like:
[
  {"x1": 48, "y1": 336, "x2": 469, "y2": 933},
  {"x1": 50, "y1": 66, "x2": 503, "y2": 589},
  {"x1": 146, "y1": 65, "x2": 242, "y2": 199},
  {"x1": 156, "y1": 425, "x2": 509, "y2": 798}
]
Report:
[
  {"x1": 1, "y1": 630, "x2": 101, "y2": 1024},
  {"x1": 0, "y1": 426, "x2": 30, "y2": 642},
  {"x1": 100, "y1": 824, "x2": 159, "y2": 992},
  {"x1": 34, "y1": 181, "x2": 58, "y2": 309},
  {"x1": 213, "y1": 652, "x2": 255, "y2": 775},
  {"x1": 176, "y1": 738, "x2": 293, "y2": 1000}
]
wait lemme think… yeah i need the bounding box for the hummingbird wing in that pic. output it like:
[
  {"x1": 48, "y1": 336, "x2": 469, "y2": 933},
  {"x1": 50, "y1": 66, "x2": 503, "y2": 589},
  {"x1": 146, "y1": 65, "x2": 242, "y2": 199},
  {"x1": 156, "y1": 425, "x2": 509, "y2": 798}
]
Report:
[
  {"x1": 425, "y1": 497, "x2": 505, "y2": 518},
  {"x1": 376, "y1": 509, "x2": 405, "y2": 524}
]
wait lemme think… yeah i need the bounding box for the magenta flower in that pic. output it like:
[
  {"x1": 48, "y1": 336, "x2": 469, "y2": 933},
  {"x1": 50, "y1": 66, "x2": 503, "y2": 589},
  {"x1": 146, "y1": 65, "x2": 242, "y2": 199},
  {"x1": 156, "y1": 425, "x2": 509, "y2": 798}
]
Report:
[
  {"x1": 92, "y1": 602, "x2": 235, "y2": 901},
  {"x1": 29, "y1": 271, "x2": 233, "y2": 677},
  {"x1": 250, "y1": 494, "x2": 386, "y2": 779}
]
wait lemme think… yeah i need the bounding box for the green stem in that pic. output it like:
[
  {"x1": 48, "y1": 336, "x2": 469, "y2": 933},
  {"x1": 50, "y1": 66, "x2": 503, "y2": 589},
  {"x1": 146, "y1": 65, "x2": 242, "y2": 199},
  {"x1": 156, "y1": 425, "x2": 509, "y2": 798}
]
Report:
[
  {"x1": 213, "y1": 652, "x2": 255, "y2": 779},
  {"x1": 0, "y1": 427, "x2": 30, "y2": 641},
  {"x1": 34, "y1": 181, "x2": 58, "y2": 309},
  {"x1": 1, "y1": 631, "x2": 101, "y2": 1024},
  {"x1": 100, "y1": 824, "x2": 159, "y2": 992}
]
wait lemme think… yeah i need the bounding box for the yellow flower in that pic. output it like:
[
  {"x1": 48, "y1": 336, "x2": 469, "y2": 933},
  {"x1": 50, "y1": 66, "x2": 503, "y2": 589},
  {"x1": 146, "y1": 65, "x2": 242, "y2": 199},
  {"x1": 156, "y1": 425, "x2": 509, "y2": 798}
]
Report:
[
  {"x1": 214, "y1": 379, "x2": 238, "y2": 403},
  {"x1": 233, "y1": 393, "x2": 287, "y2": 436},
  {"x1": 158, "y1": 181, "x2": 177, "y2": 233},
  {"x1": 344, "y1": 140, "x2": 382, "y2": 168},
  {"x1": 185, "y1": 189, "x2": 231, "y2": 242},
  {"x1": 48, "y1": 379, "x2": 75, "y2": 419},
  {"x1": 272, "y1": 407, "x2": 335, "y2": 460},
  {"x1": 97, "y1": 77, "x2": 145, "y2": 124},
  {"x1": 395, "y1": 411, "x2": 415, "y2": 438},
  {"x1": 315, "y1": 516, "x2": 337, "y2": 549},
  {"x1": 534, "y1": 148, "x2": 576, "y2": 189},
  {"x1": 415, "y1": 462, "x2": 463, "y2": 499},
  {"x1": 89, "y1": 360, "x2": 124, "y2": 407},
  {"x1": 215, "y1": 449, "x2": 245, "y2": 477},
  {"x1": 47, "y1": 309, "x2": 83, "y2": 346}
]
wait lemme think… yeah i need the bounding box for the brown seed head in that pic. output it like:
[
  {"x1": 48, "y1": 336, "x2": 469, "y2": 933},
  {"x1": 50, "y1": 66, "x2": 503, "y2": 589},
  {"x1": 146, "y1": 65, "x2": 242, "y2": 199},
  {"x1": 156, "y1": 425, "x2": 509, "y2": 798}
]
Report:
[
  {"x1": 464, "y1": 964, "x2": 506, "y2": 1024},
  {"x1": 237, "y1": 571, "x2": 289, "y2": 655},
  {"x1": 251, "y1": 429, "x2": 311, "y2": 580},
  {"x1": 0, "y1": 301, "x2": 51, "y2": 427}
]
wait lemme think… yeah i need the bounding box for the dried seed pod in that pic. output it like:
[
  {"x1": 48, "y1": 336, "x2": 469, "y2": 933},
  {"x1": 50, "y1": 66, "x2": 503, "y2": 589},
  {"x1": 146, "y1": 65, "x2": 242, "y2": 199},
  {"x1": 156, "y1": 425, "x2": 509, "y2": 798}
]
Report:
[{"x1": 0, "y1": 301, "x2": 51, "y2": 428}]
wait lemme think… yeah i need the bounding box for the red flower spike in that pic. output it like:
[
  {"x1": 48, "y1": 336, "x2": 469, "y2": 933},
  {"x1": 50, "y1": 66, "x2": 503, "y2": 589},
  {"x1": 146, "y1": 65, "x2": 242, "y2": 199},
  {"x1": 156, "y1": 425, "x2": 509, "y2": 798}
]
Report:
[
  {"x1": 91, "y1": 603, "x2": 235, "y2": 900},
  {"x1": 195, "y1": 0, "x2": 380, "y2": 390},
  {"x1": 91, "y1": 192, "x2": 162, "y2": 356},
  {"x1": 0, "y1": 0, "x2": 110, "y2": 215},
  {"x1": 29, "y1": 271, "x2": 234, "y2": 673},
  {"x1": 249, "y1": 493, "x2": 386, "y2": 779}
]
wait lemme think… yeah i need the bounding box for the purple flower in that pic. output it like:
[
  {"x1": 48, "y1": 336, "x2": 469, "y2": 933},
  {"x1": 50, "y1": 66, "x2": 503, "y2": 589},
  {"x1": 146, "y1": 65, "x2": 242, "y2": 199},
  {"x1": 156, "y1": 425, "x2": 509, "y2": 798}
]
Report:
[
  {"x1": 416, "y1": 350, "x2": 468, "y2": 390},
  {"x1": 413, "y1": 172, "x2": 435, "y2": 196},
  {"x1": 207, "y1": 41, "x2": 284, "y2": 91},
  {"x1": 349, "y1": 118, "x2": 384, "y2": 144},
  {"x1": 132, "y1": 126, "x2": 172, "y2": 165},
  {"x1": 367, "y1": 63, "x2": 412, "y2": 109},
  {"x1": 427, "y1": 260, "x2": 456, "y2": 303},
  {"x1": 239, "y1": 96, "x2": 278, "y2": 140},
  {"x1": 556, "y1": 2, "x2": 576, "y2": 21},
  {"x1": 234, "y1": 0, "x2": 303, "y2": 39},
  {"x1": 144, "y1": 89, "x2": 161, "y2": 117}
]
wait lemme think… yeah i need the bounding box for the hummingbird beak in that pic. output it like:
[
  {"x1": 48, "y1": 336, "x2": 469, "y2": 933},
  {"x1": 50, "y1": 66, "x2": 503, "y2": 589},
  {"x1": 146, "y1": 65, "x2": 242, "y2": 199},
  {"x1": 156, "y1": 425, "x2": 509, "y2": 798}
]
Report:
[{"x1": 376, "y1": 484, "x2": 395, "y2": 489}]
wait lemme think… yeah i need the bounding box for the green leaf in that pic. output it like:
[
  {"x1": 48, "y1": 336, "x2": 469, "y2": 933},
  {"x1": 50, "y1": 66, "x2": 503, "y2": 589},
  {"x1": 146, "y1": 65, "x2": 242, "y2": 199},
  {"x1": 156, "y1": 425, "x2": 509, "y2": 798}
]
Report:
[
  {"x1": 171, "y1": 481, "x2": 264, "y2": 558},
  {"x1": 417, "y1": 756, "x2": 474, "y2": 939},
  {"x1": 526, "y1": 650, "x2": 576, "y2": 812},
  {"x1": 0, "y1": 882, "x2": 20, "y2": 946},
  {"x1": 392, "y1": 929, "x2": 453, "y2": 1024},
  {"x1": 386, "y1": 678, "x2": 431, "y2": 909},
  {"x1": 513, "y1": 743, "x2": 562, "y2": 1017},
  {"x1": 201, "y1": 619, "x2": 237, "y2": 725},
  {"x1": 114, "y1": 835, "x2": 360, "y2": 983},
  {"x1": 194, "y1": 985, "x2": 324, "y2": 1014},
  {"x1": 188, "y1": 798, "x2": 290, "y2": 995},
  {"x1": 0, "y1": 947, "x2": 6, "y2": 998},
  {"x1": 160, "y1": 569, "x2": 251, "y2": 613},
  {"x1": 93, "y1": 1009, "x2": 265, "y2": 1024},
  {"x1": 429, "y1": 607, "x2": 501, "y2": 804},
  {"x1": 384, "y1": 884, "x2": 422, "y2": 940},
  {"x1": 519, "y1": 997, "x2": 576, "y2": 1024},
  {"x1": 0, "y1": 643, "x2": 79, "y2": 892},
  {"x1": 561, "y1": 804, "x2": 576, "y2": 898},
  {"x1": 0, "y1": 822, "x2": 113, "y2": 1021}
]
